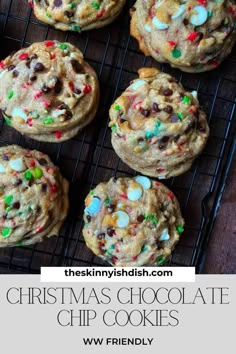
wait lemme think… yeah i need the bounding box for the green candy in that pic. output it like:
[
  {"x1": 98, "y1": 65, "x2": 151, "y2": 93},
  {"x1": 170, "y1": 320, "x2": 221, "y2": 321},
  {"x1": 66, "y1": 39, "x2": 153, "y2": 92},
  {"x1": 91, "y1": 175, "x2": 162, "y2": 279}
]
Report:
[
  {"x1": 4, "y1": 195, "x2": 13, "y2": 205},
  {"x1": 5, "y1": 117, "x2": 11, "y2": 125},
  {"x1": 105, "y1": 198, "x2": 111, "y2": 206},
  {"x1": 59, "y1": 43, "x2": 69, "y2": 50},
  {"x1": 145, "y1": 214, "x2": 158, "y2": 225},
  {"x1": 91, "y1": 2, "x2": 100, "y2": 10},
  {"x1": 70, "y1": 24, "x2": 81, "y2": 32},
  {"x1": 176, "y1": 225, "x2": 184, "y2": 233},
  {"x1": 43, "y1": 117, "x2": 54, "y2": 124},
  {"x1": 1, "y1": 227, "x2": 12, "y2": 238},
  {"x1": 141, "y1": 245, "x2": 148, "y2": 253},
  {"x1": 177, "y1": 112, "x2": 184, "y2": 120},
  {"x1": 32, "y1": 167, "x2": 43, "y2": 179},
  {"x1": 182, "y1": 96, "x2": 191, "y2": 104},
  {"x1": 172, "y1": 48, "x2": 181, "y2": 58},
  {"x1": 7, "y1": 90, "x2": 14, "y2": 99},
  {"x1": 157, "y1": 256, "x2": 165, "y2": 265},
  {"x1": 114, "y1": 105, "x2": 121, "y2": 111},
  {"x1": 111, "y1": 125, "x2": 117, "y2": 131}
]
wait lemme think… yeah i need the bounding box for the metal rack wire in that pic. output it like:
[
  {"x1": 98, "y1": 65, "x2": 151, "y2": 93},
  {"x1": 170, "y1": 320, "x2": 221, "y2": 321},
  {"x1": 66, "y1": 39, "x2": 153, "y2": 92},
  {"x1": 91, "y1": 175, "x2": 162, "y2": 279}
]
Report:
[{"x1": 0, "y1": 0, "x2": 235, "y2": 273}]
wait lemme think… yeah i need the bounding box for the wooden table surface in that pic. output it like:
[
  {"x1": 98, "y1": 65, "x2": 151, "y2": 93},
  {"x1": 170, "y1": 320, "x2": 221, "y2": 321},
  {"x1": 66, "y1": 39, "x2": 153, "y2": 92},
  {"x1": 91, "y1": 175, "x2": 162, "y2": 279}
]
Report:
[{"x1": 204, "y1": 156, "x2": 236, "y2": 274}]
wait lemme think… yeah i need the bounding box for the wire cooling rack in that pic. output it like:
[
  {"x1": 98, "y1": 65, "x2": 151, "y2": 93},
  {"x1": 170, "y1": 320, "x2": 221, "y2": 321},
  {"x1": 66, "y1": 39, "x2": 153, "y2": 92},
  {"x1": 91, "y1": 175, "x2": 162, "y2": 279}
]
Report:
[{"x1": 0, "y1": 0, "x2": 235, "y2": 274}]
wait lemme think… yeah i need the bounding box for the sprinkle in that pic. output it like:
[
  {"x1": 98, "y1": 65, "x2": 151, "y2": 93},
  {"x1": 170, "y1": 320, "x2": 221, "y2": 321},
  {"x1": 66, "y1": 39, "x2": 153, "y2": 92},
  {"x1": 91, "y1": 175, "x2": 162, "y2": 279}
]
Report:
[
  {"x1": 70, "y1": 25, "x2": 81, "y2": 32},
  {"x1": 5, "y1": 117, "x2": 11, "y2": 125},
  {"x1": 111, "y1": 125, "x2": 117, "y2": 131},
  {"x1": 19, "y1": 53, "x2": 28, "y2": 60},
  {"x1": 105, "y1": 198, "x2": 111, "y2": 206},
  {"x1": 157, "y1": 256, "x2": 165, "y2": 265},
  {"x1": 97, "y1": 8, "x2": 105, "y2": 18},
  {"x1": 50, "y1": 184, "x2": 58, "y2": 193},
  {"x1": 24, "y1": 170, "x2": 33, "y2": 180},
  {"x1": 43, "y1": 117, "x2": 54, "y2": 124},
  {"x1": 50, "y1": 52, "x2": 56, "y2": 60},
  {"x1": 8, "y1": 90, "x2": 14, "y2": 99},
  {"x1": 176, "y1": 225, "x2": 184, "y2": 233},
  {"x1": 168, "y1": 41, "x2": 176, "y2": 47},
  {"x1": 167, "y1": 192, "x2": 174, "y2": 199},
  {"x1": 45, "y1": 41, "x2": 55, "y2": 47},
  {"x1": 32, "y1": 167, "x2": 43, "y2": 179},
  {"x1": 0, "y1": 61, "x2": 5, "y2": 69},
  {"x1": 1, "y1": 227, "x2": 12, "y2": 238},
  {"x1": 177, "y1": 112, "x2": 184, "y2": 120},
  {"x1": 187, "y1": 32, "x2": 198, "y2": 41},
  {"x1": 141, "y1": 244, "x2": 148, "y2": 252},
  {"x1": 183, "y1": 95, "x2": 191, "y2": 104},
  {"x1": 59, "y1": 43, "x2": 69, "y2": 50},
  {"x1": 4, "y1": 195, "x2": 13, "y2": 205},
  {"x1": 46, "y1": 13, "x2": 52, "y2": 18},
  {"x1": 83, "y1": 84, "x2": 92, "y2": 94},
  {"x1": 208, "y1": 10, "x2": 213, "y2": 18},
  {"x1": 55, "y1": 131, "x2": 62, "y2": 139},
  {"x1": 172, "y1": 48, "x2": 181, "y2": 58},
  {"x1": 145, "y1": 214, "x2": 158, "y2": 225},
  {"x1": 91, "y1": 2, "x2": 100, "y2": 10}
]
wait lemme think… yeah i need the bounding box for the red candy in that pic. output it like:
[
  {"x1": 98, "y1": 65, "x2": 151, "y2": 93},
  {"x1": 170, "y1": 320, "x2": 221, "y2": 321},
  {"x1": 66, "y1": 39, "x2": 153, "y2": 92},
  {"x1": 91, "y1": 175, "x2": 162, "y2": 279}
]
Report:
[
  {"x1": 45, "y1": 41, "x2": 55, "y2": 47},
  {"x1": 83, "y1": 84, "x2": 92, "y2": 94},
  {"x1": 197, "y1": 0, "x2": 207, "y2": 6},
  {"x1": 19, "y1": 53, "x2": 29, "y2": 60},
  {"x1": 168, "y1": 192, "x2": 174, "y2": 200},
  {"x1": 54, "y1": 131, "x2": 62, "y2": 139},
  {"x1": 168, "y1": 41, "x2": 176, "y2": 47},
  {"x1": 0, "y1": 61, "x2": 5, "y2": 69},
  {"x1": 97, "y1": 9, "x2": 105, "y2": 18},
  {"x1": 187, "y1": 32, "x2": 198, "y2": 41}
]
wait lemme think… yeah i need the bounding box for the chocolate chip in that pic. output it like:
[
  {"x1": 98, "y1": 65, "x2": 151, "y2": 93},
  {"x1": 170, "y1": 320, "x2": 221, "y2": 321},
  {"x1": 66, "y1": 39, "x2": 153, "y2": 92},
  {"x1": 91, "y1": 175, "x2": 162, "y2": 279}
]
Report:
[
  {"x1": 158, "y1": 136, "x2": 169, "y2": 150},
  {"x1": 137, "y1": 214, "x2": 145, "y2": 222},
  {"x1": 30, "y1": 76, "x2": 37, "y2": 82},
  {"x1": 13, "y1": 202, "x2": 20, "y2": 209},
  {"x1": 152, "y1": 102, "x2": 160, "y2": 112},
  {"x1": 14, "y1": 179, "x2": 22, "y2": 186},
  {"x1": 174, "y1": 135, "x2": 180, "y2": 142},
  {"x1": 38, "y1": 158, "x2": 48, "y2": 166},
  {"x1": 12, "y1": 70, "x2": 19, "y2": 78},
  {"x1": 86, "y1": 215, "x2": 91, "y2": 222},
  {"x1": 34, "y1": 62, "x2": 45, "y2": 72},
  {"x1": 8, "y1": 65, "x2": 15, "y2": 71},
  {"x1": 183, "y1": 19, "x2": 189, "y2": 26},
  {"x1": 41, "y1": 184, "x2": 47, "y2": 192},
  {"x1": 107, "y1": 227, "x2": 115, "y2": 237},
  {"x1": 140, "y1": 107, "x2": 150, "y2": 117},
  {"x1": 164, "y1": 105, "x2": 173, "y2": 114},
  {"x1": 197, "y1": 122, "x2": 206, "y2": 133},
  {"x1": 198, "y1": 32, "x2": 204, "y2": 41},
  {"x1": 64, "y1": 11, "x2": 74, "y2": 18},
  {"x1": 137, "y1": 137, "x2": 144, "y2": 143},
  {"x1": 107, "y1": 204, "x2": 115, "y2": 213},
  {"x1": 163, "y1": 88, "x2": 173, "y2": 96},
  {"x1": 97, "y1": 233, "x2": 105, "y2": 240},
  {"x1": 53, "y1": 77, "x2": 63, "y2": 94},
  {"x1": 74, "y1": 87, "x2": 81, "y2": 95},
  {"x1": 31, "y1": 54, "x2": 38, "y2": 60},
  {"x1": 119, "y1": 118, "x2": 126, "y2": 124},
  {"x1": 71, "y1": 59, "x2": 83, "y2": 73}
]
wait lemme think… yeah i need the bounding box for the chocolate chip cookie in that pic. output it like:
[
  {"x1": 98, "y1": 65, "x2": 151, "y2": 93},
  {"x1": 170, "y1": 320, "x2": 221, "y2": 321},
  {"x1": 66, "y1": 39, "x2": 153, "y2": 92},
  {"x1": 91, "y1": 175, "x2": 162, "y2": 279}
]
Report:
[
  {"x1": 109, "y1": 68, "x2": 209, "y2": 178},
  {"x1": 29, "y1": 0, "x2": 126, "y2": 32},
  {"x1": 0, "y1": 41, "x2": 99, "y2": 142},
  {"x1": 0, "y1": 145, "x2": 69, "y2": 247},
  {"x1": 83, "y1": 176, "x2": 184, "y2": 266},
  {"x1": 130, "y1": 0, "x2": 236, "y2": 72}
]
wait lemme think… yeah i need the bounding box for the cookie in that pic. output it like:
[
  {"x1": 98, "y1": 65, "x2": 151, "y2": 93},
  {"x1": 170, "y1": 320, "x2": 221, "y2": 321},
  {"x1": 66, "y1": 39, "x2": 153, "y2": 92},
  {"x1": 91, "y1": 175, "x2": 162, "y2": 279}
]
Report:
[
  {"x1": 0, "y1": 145, "x2": 69, "y2": 247},
  {"x1": 29, "y1": 0, "x2": 126, "y2": 32},
  {"x1": 109, "y1": 68, "x2": 209, "y2": 179},
  {"x1": 83, "y1": 176, "x2": 184, "y2": 266},
  {"x1": 0, "y1": 41, "x2": 99, "y2": 143},
  {"x1": 130, "y1": 0, "x2": 236, "y2": 72}
]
